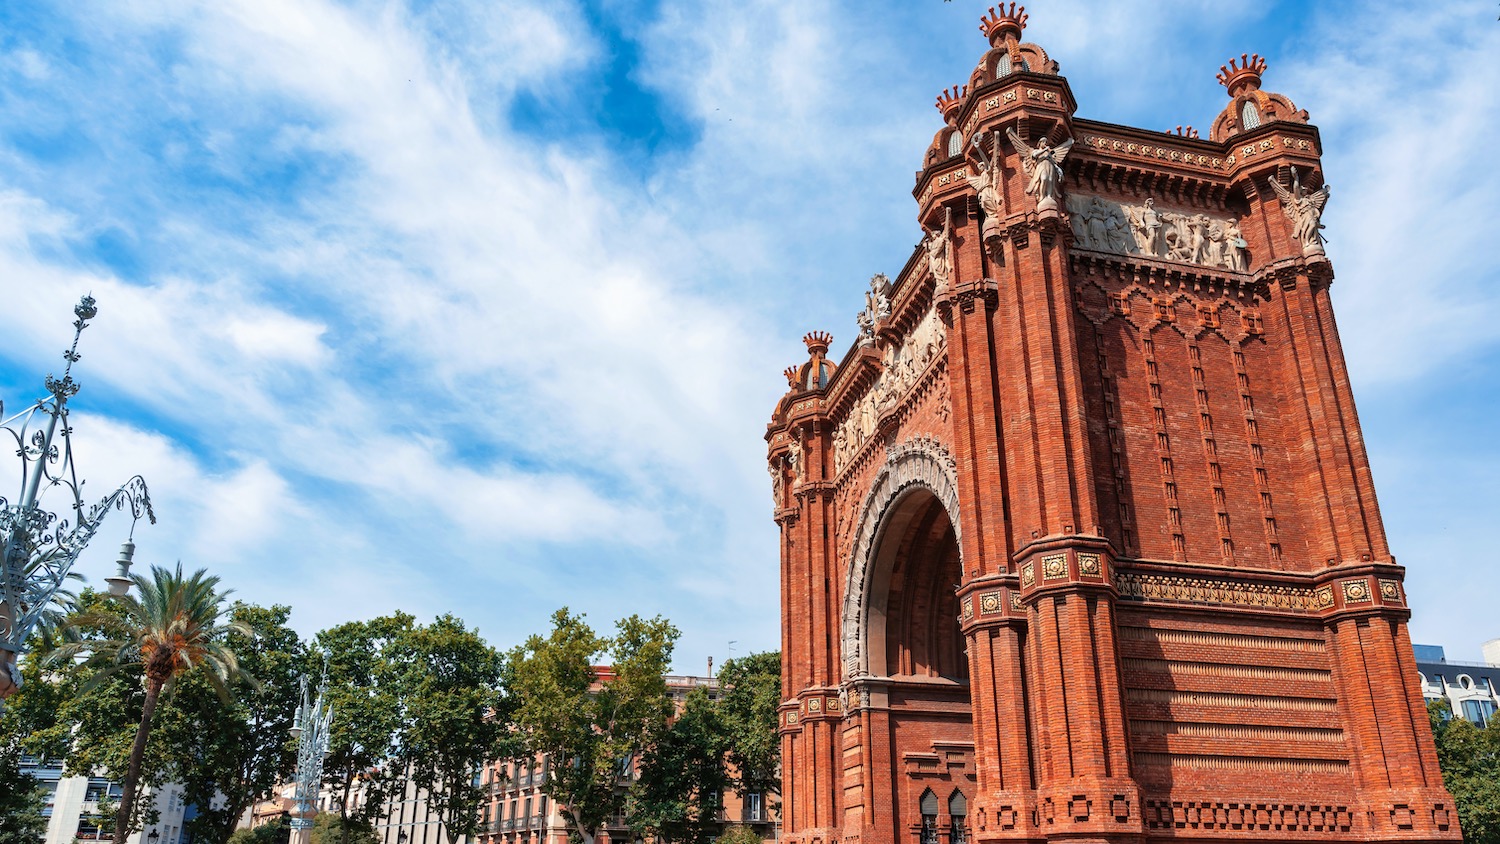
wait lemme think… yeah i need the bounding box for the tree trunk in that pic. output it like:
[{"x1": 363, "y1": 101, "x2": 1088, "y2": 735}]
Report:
[{"x1": 116, "y1": 676, "x2": 165, "y2": 843}]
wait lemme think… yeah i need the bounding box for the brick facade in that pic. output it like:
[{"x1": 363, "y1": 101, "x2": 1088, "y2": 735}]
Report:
[{"x1": 767, "y1": 9, "x2": 1457, "y2": 844}]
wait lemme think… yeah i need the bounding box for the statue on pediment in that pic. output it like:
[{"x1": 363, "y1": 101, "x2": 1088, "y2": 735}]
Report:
[
  {"x1": 1270, "y1": 166, "x2": 1330, "y2": 255},
  {"x1": 1008, "y1": 120, "x2": 1074, "y2": 213}
]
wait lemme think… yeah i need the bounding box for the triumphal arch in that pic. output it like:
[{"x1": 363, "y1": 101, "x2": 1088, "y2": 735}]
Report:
[{"x1": 767, "y1": 8, "x2": 1457, "y2": 844}]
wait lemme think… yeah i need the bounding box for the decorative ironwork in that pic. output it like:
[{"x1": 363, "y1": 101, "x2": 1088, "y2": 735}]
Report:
[
  {"x1": 1, "y1": 296, "x2": 154, "y2": 693},
  {"x1": 290, "y1": 667, "x2": 334, "y2": 830}
]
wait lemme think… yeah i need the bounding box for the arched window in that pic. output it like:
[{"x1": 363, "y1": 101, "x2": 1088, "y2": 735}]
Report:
[
  {"x1": 919, "y1": 790, "x2": 939, "y2": 844},
  {"x1": 947, "y1": 131, "x2": 963, "y2": 159},
  {"x1": 1240, "y1": 100, "x2": 1261, "y2": 130},
  {"x1": 994, "y1": 52, "x2": 1012, "y2": 79},
  {"x1": 948, "y1": 791, "x2": 968, "y2": 844}
]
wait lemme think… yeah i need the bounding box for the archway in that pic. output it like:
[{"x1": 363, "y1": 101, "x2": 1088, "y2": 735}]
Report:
[{"x1": 841, "y1": 440, "x2": 974, "y2": 844}]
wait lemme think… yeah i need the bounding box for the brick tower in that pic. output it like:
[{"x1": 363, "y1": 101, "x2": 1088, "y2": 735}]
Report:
[{"x1": 767, "y1": 8, "x2": 1458, "y2": 844}]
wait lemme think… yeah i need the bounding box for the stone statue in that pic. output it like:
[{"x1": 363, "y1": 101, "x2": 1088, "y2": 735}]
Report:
[
  {"x1": 1007, "y1": 120, "x2": 1074, "y2": 213},
  {"x1": 769, "y1": 458, "x2": 784, "y2": 508},
  {"x1": 1270, "y1": 166, "x2": 1330, "y2": 255},
  {"x1": 924, "y1": 208, "x2": 953, "y2": 294},
  {"x1": 1225, "y1": 217, "x2": 1248, "y2": 271},
  {"x1": 1085, "y1": 197, "x2": 1109, "y2": 249},
  {"x1": 867, "y1": 273, "x2": 892, "y2": 321},
  {"x1": 832, "y1": 426, "x2": 848, "y2": 473},
  {"x1": 966, "y1": 130, "x2": 1005, "y2": 249},
  {"x1": 1204, "y1": 219, "x2": 1226, "y2": 267},
  {"x1": 1130, "y1": 197, "x2": 1163, "y2": 256},
  {"x1": 787, "y1": 437, "x2": 804, "y2": 485},
  {"x1": 855, "y1": 306, "x2": 875, "y2": 345},
  {"x1": 1105, "y1": 204, "x2": 1132, "y2": 252}
]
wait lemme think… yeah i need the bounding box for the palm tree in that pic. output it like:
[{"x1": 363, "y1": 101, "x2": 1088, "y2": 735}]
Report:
[{"x1": 50, "y1": 563, "x2": 252, "y2": 843}]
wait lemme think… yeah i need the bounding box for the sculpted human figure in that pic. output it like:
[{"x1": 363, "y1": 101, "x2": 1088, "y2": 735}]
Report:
[
  {"x1": 867, "y1": 273, "x2": 893, "y2": 321},
  {"x1": 1225, "y1": 217, "x2": 1248, "y2": 271},
  {"x1": 1069, "y1": 196, "x2": 1090, "y2": 246},
  {"x1": 1270, "y1": 166, "x2": 1331, "y2": 255},
  {"x1": 924, "y1": 208, "x2": 953, "y2": 294},
  {"x1": 1105, "y1": 204, "x2": 1132, "y2": 253},
  {"x1": 1204, "y1": 219, "x2": 1225, "y2": 266},
  {"x1": 1134, "y1": 197, "x2": 1163, "y2": 255},
  {"x1": 966, "y1": 131, "x2": 1005, "y2": 248},
  {"x1": 1086, "y1": 197, "x2": 1109, "y2": 249},
  {"x1": 769, "y1": 458, "x2": 784, "y2": 508},
  {"x1": 1007, "y1": 120, "x2": 1074, "y2": 213},
  {"x1": 787, "y1": 437, "x2": 803, "y2": 485},
  {"x1": 856, "y1": 307, "x2": 875, "y2": 345}
]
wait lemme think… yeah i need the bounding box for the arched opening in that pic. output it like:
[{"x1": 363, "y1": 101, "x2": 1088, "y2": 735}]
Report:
[
  {"x1": 858, "y1": 486, "x2": 974, "y2": 844},
  {"x1": 948, "y1": 791, "x2": 968, "y2": 844},
  {"x1": 864, "y1": 488, "x2": 967, "y2": 681},
  {"x1": 1240, "y1": 99, "x2": 1261, "y2": 130},
  {"x1": 946, "y1": 131, "x2": 963, "y2": 160},
  {"x1": 993, "y1": 51, "x2": 1012, "y2": 79}
]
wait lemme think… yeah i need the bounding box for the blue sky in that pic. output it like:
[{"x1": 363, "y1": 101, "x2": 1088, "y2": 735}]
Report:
[{"x1": 0, "y1": 0, "x2": 1496, "y2": 670}]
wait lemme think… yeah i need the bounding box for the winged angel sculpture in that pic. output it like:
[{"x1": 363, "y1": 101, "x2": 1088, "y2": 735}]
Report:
[
  {"x1": 1006, "y1": 120, "x2": 1074, "y2": 214},
  {"x1": 1270, "y1": 166, "x2": 1330, "y2": 255}
]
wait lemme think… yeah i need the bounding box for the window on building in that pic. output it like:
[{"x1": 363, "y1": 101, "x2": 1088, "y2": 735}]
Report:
[
  {"x1": 947, "y1": 132, "x2": 963, "y2": 159},
  {"x1": 994, "y1": 52, "x2": 1012, "y2": 79},
  {"x1": 919, "y1": 789, "x2": 939, "y2": 844},
  {"x1": 1462, "y1": 698, "x2": 1497, "y2": 727},
  {"x1": 1240, "y1": 100, "x2": 1261, "y2": 130},
  {"x1": 747, "y1": 793, "x2": 763, "y2": 822},
  {"x1": 948, "y1": 791, "x2": 967, "y2": 844}
]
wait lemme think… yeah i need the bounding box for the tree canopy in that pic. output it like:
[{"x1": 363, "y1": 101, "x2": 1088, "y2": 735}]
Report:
[
  {"x1": 508, "y1": 608, "x2": 680, "y2": 844},
  {"x1": 1430, "y1": 700, "x2": 1500, "y2": 844}
]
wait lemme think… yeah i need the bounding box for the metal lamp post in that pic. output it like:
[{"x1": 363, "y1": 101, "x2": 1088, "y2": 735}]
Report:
[
  {"x1": 0, "y1": 295, "x2": 155, "y2": 699},
  {"x1": 290, "y1": 669, "x2": 334, "y2": 844}
]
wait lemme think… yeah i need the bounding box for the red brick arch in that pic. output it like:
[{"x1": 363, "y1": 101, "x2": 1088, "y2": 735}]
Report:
[{"x1": 840, "y1": 437, "x2": 963, "y2": 683}]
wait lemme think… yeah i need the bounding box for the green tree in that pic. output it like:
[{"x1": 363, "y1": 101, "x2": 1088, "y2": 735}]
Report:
[
  {"x1": 1430, "y1": 700, "x2": 1500, "y2": 844},
  {"x1": 227, "y1": 819, "x2": 289, "y2": 844},
  {"x1": 628, "y1": 686, "x2": 729, "y2": 844},
  {"x1": 716, "y1": 826, "x2": 766, "y2": 844},
  {"x1": 49, "y1": 564, "x2": 251, "y2": 842},
  {"x1": 717, "y1": 652, "x2": 781, "y2": 800},
  {"x1": 0, "y1": 741, "x2": 48, "y2": 844},
  {"x1": 308, "y1": 812, "x2": 379, "y2": 844},
  {"x1": 24, "y1": 592, "x2": 175, "y2": 835},
  {"x1": 153, "y1": 603, "x2": 306, "y2": 844},
  {"x1": 509, "y1": 608, "x2": 679, "y2": 844},
  {"x1": 390, "y1": 614, "x2": 511, "y2": 844},
  {"x1": 317, "y1": 614, "x2": 412, "y2": 843}
]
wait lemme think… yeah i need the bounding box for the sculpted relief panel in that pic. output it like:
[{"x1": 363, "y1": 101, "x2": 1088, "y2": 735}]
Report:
[
  {"x1": 833, "y1": 302, "x2": 948, "y2": 477},
  {"x1": 1066, "y1": 194, "x2": 1249, "y2": 272}
]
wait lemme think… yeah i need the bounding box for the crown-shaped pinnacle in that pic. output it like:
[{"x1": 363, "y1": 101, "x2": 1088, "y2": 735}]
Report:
[
  {"x1": 979, "y1": 4, "x2": 1028, "y2": 47},
  {"x1": 1173, "y1": 125, "x2": 1200, "y2": 139},
  {"x1": 803, "y1": 331, "x2": 833, "y2": 356},
  {"x1": 935, "y1": 85, "x2": 968, "y2": 124},
  {"x1": 783, "y1": 365, "x2": 800, "y2": 387},
  {"x1": 1216, "y1": 53, "x2": 1268, "y2": 97}
]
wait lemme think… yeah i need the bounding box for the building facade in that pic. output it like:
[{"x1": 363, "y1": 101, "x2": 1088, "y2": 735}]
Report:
[
  {"x1": 1414, "y1": 641, "x2": 1500, "y2": 727},
  {"x1": 769, "y1": 8, "x2": 1456, "y2": 844},
  {"x1": 21, "y1": 756, "x2": 193, "y2": 844},
  {"x1": 473, "y1": 672, "x2": 776, "y2": 844}
]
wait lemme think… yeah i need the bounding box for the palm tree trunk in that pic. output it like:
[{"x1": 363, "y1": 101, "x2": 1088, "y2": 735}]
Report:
[{"x1": 115, "y1": 676, "x2": 164, "y2": 843}]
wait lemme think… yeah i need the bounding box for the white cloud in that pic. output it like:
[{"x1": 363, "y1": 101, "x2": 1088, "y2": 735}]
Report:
[{"x1": 0, "y1": 0, "x2": 1493, "y2": 670}]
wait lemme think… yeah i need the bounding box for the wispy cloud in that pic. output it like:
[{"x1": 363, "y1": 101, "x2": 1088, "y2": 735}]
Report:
[{"x1": 0, "y1": 0, "x2": 1493, "y2": 667}]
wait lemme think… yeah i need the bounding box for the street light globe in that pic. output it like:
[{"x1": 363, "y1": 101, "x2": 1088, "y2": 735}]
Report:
[
  {"x1": 290, "y1": 725, "x2": 304, "y2": 740},
  {"x1": 104, "y1": 540, "x2": 136, "y2": 597}
]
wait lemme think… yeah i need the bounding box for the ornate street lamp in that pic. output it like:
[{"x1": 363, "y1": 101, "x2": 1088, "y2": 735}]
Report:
[
  {"x1": 289, "y1": 667, "x2": 334, "y2": 844},
  {"x1": 0, "y1": 295, "x2": 155, "y2": 699}
]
